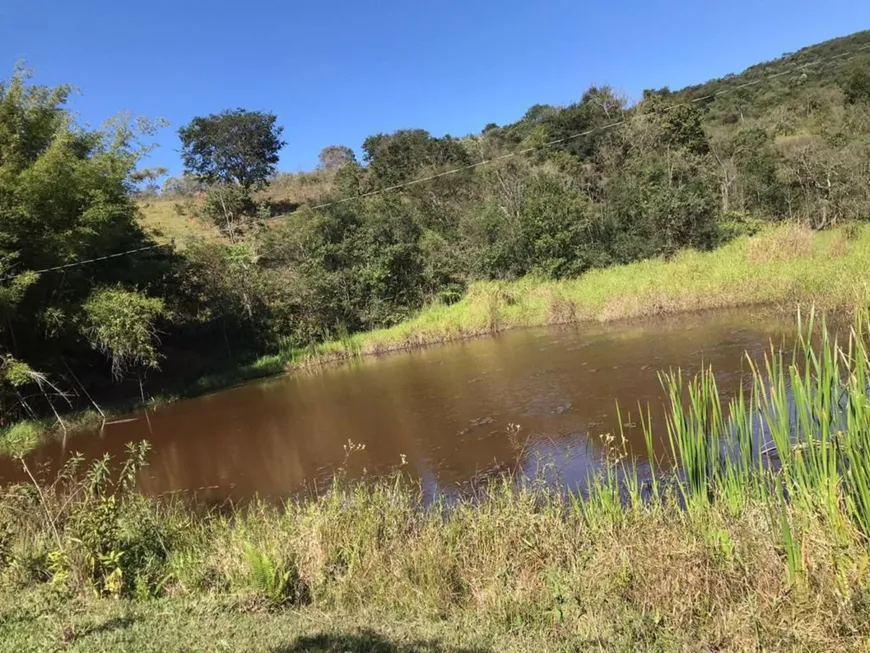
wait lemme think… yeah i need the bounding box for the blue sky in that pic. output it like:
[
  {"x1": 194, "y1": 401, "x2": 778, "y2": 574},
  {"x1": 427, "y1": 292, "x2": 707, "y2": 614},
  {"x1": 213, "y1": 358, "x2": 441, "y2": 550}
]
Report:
[{"x1": 2, "y1": 1, "x2": 869, "y2": 177}]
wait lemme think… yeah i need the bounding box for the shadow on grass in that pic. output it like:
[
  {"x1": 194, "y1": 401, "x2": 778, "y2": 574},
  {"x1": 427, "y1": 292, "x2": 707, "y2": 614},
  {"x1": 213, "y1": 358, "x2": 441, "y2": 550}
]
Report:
[
  {"x1": 80, "y1": 615, "x2": 136, "y2": 637},
  {"x1": 63, "y1": 615, "x2": 136, "y2": 645},
  {"x1": 272, "y1": 629, "x2": 490, "y2": 653},
  {"x1": 267, "y1": 199, "x2": 300, "y2": 216}
]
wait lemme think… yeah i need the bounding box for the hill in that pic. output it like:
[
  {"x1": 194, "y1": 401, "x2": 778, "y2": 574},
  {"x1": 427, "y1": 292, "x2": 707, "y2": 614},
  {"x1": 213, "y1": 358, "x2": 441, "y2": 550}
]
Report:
[
  {"x1": 143, "y1": 29, "x2": 870, "y2": 240},
  {"x1": 3, "y1": 29, "x2": 870, "y2": 427}
]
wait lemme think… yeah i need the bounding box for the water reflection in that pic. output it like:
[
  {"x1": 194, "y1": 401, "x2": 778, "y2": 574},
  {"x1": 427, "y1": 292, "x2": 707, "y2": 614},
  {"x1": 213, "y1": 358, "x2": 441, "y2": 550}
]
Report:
[{"x1": 0, "y1": 309, "x2": 796, "y2": 501}]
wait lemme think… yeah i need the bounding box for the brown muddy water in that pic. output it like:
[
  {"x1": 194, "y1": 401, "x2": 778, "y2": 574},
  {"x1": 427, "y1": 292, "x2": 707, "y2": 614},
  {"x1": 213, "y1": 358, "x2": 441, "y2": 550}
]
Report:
[{"x1": 0, "y1": 309, "x2": 797, "y2": 502}]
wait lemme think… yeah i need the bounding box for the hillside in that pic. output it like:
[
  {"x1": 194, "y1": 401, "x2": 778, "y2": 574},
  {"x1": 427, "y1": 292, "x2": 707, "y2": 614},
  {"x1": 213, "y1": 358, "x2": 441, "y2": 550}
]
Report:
[
  {"x1": 3, "y1": 29, "x2": 870, "y2": 426},
  {"x1": 142, "y1": 29, "x2": 870, "y2": 241},
  {"x1": 674, "y1": 29, "x2": 870, "y2": 120}
]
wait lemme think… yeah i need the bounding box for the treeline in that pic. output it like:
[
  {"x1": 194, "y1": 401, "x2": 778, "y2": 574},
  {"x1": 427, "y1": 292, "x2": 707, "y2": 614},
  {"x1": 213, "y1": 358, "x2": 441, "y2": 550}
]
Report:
[{"x1": 2, "y1": 31, "x2": 870, "y2": 422}]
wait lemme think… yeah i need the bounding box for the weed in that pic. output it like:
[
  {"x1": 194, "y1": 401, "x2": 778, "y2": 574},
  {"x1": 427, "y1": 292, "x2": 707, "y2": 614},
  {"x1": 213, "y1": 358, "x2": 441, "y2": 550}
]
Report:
[
  {"x1": 5, "y1": 308, "x2": 870, "y2": 649},
  {"x1": 242, "y1": 543, "x2": 305, "y2": 607}
]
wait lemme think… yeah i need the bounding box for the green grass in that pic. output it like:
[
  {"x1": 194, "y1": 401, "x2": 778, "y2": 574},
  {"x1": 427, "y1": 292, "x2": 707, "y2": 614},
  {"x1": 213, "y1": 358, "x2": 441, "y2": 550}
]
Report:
[
  {"x1": 0, "y1": 411, "x2": 107, "y2": 457},
  {"x1": 277, "y1": 223, "x2": 870, "y2": 367},
  {"x1": 3, "y1": 310, "x2": 870, "y2": 650},
  {"x1": 0, "y1": 591, "x2": 496, "y2": 652},
  {"x1": 5, "y1": 224, "x2": 869, "y2": 456}
]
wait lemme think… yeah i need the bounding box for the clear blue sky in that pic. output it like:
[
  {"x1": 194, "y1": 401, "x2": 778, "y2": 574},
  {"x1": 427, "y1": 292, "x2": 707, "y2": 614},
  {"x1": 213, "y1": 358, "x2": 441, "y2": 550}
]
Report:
[{"x1": 2, "y1": 0, "x2": 868, "y2": 177}]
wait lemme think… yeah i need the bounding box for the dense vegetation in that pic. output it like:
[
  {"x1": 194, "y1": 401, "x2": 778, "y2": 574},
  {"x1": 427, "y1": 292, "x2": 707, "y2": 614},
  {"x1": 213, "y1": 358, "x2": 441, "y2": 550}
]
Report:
[
  {"x1": 2, "y1": 31, "x2": 870, "y2": 427},
  {"x1": 3, "y1": 314, "x2": 870, "y2": 650}
]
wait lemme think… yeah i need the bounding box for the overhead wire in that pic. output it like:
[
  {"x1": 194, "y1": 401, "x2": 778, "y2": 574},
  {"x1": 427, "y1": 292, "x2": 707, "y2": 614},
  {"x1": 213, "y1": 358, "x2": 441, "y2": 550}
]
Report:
[
  {"x1": 0, "y1": 243, "x2": 170, "y2": 282},
  {"x1": 305, "y1": 41, "x2": 870, "y2": 212},
  {"x1": 4, "y1": 40, "x2": 869, "y2": 279}
]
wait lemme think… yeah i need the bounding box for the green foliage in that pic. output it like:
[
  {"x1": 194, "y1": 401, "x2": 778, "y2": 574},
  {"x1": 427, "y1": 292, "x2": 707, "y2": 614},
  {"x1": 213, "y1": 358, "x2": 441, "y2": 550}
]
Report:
[
  {"x1": 0, "y1": 354, "x2": 34, "y2": 388},
  {"x1": 178, "y1": 109, "x2": 284, "y2": 190},
  {"x1": 842, "y1": 56, "x2": 870, "y2": 104},
  {"x1": 243, "y1": 543, "x2": 304, "y2": 607},
  {"x1": 0, "y1": 67, "x2": 169, "y2": 422},
  {"x1": 362, "y1": 129, "x2": 470, "y2": 186},
  {"x1": 202, "y1": 183, "x2": 256, "y2": 241},
  {"x1": 82, "y1": 287, "x2": 165, "y2": 380},
  {"x1": 1, "y1": 441, "x2": 176, "y2": 599}
]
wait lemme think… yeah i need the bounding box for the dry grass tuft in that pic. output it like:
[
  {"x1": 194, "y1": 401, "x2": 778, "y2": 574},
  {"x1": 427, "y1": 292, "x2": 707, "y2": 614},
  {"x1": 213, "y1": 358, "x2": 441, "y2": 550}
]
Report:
[
  {"x1": 827, "y1": 229, "x2": 853, "y2": 258},
  {"x1": 746, "y1": 223, "x2": 814, "y2": 263},
  {"x1": 546, "y1": 292, "x2": 578, "y2": 324}
]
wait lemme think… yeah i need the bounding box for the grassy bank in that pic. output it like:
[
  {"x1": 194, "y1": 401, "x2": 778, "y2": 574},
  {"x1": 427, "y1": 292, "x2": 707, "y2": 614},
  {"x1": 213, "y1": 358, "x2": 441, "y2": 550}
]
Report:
[
  {"x1": 293, "y1": 223, "x2": 870, "y2": 365},
  {"x1": 4, "y1": 223, "x2": 870, "y2": 456},
  {"x1": 194, "y1": 223, "x2": 870, "y2": 385},
  {"x1": 2, "y1": 313, "x2": 870, "y2": 651}
]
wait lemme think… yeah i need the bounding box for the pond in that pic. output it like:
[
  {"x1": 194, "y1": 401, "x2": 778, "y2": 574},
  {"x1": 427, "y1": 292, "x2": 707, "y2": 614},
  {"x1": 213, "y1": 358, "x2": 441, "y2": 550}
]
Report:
[{"x1": 0, "y1": 309, "x2": 797, "y2": 501}]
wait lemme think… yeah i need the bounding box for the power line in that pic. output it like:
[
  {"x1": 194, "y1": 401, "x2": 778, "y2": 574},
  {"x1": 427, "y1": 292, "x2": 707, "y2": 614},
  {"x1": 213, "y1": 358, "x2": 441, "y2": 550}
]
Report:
[
  {"x1": 4, "y1": 39, "x2": 869, "y2": 279},
  {"x1": 0, "y1": 243, "x2": 170, "y2": 282},
  {"x1": 305, "y1": 41, "x2": 870, "y2": 212}
]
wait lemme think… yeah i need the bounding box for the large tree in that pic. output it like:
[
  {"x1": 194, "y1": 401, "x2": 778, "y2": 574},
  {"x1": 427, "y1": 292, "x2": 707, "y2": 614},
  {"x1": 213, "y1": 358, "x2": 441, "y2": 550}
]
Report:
[
  {"x1": 0, "y1": 67, "x2": 169, "y2": 419},
  {"x1": 178, "y1": 109, "x2": 285, "y2": 190},
  {"x1": 318, "y1": 145, "x2": 355, "y2": 170}
]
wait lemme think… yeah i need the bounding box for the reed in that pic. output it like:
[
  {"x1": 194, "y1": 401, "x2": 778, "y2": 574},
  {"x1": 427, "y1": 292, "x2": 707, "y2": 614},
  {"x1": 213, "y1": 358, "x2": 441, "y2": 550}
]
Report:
[{"x1": 4, "y1": 309, "x2": 870, "y2": 650}]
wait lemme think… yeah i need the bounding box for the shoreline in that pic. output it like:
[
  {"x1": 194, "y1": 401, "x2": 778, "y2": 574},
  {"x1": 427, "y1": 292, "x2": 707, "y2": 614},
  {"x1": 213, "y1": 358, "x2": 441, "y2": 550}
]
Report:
[
  {"x1": 0, "y1": 274, "x2": 870, "y2": 653},
  {"x1": 4, "y1": 224, "x2": 870, "y2": 455},
  {"x1": 4, "y1": 312, "x2": 870, "y2": 650}
]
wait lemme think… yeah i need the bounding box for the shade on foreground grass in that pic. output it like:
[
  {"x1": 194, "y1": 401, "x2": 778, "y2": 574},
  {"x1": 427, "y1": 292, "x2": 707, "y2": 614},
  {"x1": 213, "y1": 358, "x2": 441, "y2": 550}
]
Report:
[{"x1": 3, "y1": 310, "x2": 870, "y2": 650}]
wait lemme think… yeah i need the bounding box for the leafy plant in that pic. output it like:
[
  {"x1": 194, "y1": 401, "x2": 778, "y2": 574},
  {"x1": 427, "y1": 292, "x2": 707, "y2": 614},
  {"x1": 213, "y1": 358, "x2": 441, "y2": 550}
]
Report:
[
  {"x1": 242, "y1": 543, "x2": 305, "y2": 607},
  {"x1": 81, "y1": 288, "x2": 165, "y2": 381}
]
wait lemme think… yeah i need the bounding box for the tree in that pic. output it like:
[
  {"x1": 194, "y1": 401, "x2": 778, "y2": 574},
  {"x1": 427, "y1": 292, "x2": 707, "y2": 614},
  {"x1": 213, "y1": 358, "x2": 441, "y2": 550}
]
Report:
[
  {"x1": 641, "y1": 95, "x2": 710, "y2": 155},
  {"x1": 318, "y1": 145, "x2": 355, "y2": 170},
  {"x1": 542, "y1": 86, "x2": 626, "y2": 159},
  {"x1": 842, "y1": 57, "x2": 870, "y2": 105},
  {"x1": 202, "y1": 183, "x2": 257, "y2": 242},
  {"x1": 81, "y1": 287, "x2": 165, "y2": 381},
  {"x1": 0, "y1": 67, "x2": 167, "y2": 410},
  {"x1": 130, "y1": 166, "x2": 168, "y2": 186},
  {"x1": 0, "y1": 66, "x2": 188, "y2": 426},
  {"x1": 178, "y1": 109, "x2": 285, "y2": 190},
  {"x1": 161, "y1": 173, "x2": 204, "y2": 197},
  {"x1": 362, "y1": 129, "x2": 470, "y2": 186}
]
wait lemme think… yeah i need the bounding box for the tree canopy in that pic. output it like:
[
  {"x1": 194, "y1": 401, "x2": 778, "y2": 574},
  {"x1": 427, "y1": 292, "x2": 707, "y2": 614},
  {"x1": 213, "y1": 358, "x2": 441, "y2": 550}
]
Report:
[
  {"x1": 0, "y1": 67, "x2": 171, "y2": 421},
  {"x1": 178, "y1": 109, "x2": 285, "y2": 190},
  {"x1": 4, "y1": 29, "x2": 870, "y2": 425}
]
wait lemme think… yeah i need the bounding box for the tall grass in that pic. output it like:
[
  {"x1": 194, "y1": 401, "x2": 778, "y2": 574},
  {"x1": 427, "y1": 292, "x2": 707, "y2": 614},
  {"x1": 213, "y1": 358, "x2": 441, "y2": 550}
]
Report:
[
  {"x1": 283, "y1": 223, "x2": 870, "y2": 369},
  {"x1": 4, "y1": 309, "x2": 870, "y2": 649},
  {"x1": 654, "y1": 309, "x2": 870, "y2": 535}
]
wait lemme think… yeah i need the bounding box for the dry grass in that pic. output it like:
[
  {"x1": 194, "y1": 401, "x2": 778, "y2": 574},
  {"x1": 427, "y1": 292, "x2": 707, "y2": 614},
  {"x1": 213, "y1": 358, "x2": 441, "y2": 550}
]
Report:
[
  {"x1": 136, "y1": 197, "x2": 225, "y2": 246},
  {"x1": 2, "y1": 479, "x2": 868, "y2": 651},
  {"x1": 260, "y1": 170, "x2": 335, "y2": 209},
  {"x1": 746, "y1": 223, "x2": 814, "y2": 263},
  {"x1": 136, "y1": 170, "x2": 336, "y2": 242},
  {"x1": 828, "y1": 228, "x2": 855, "y2": 257}
]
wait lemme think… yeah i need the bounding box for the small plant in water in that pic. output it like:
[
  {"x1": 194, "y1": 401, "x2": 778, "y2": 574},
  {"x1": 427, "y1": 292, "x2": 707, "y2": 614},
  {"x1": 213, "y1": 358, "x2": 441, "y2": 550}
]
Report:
[
  {"x1": 340, "y1": 438, "x2": 367, "y2": 470},
  {"x1": 598, "y1": 431, "x2": 628, "y2": 464},
  {"x1": 504, "y1": 423, "x2": 523, "y2": 449},
  {"x1": 343, "y1": 438, "x2": 365, "y2": 456}
]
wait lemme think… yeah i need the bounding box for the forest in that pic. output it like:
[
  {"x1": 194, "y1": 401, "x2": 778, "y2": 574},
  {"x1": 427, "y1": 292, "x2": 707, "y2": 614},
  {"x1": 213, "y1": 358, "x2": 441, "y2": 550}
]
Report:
[{"x1": 2, "y1": 29, "x2": 870, "y2": 424}]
